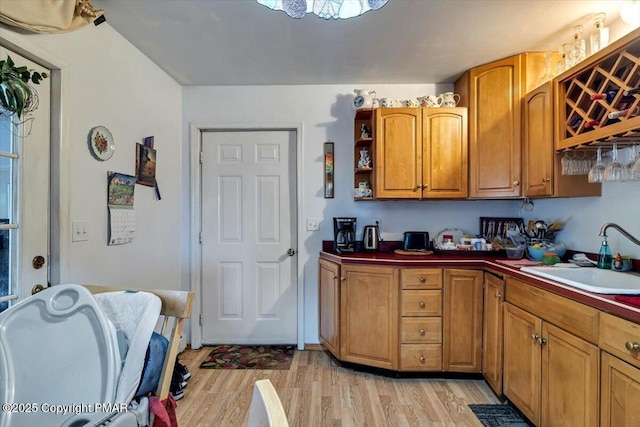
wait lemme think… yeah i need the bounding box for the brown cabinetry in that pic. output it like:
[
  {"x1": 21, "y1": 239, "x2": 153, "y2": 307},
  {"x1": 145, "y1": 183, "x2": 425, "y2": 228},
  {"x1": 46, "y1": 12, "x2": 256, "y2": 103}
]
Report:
[
  {"x1": 523, "y1": 82, "x2": 601, "y2": 198},
  {"x1": 482, "y1": 272, "x2": 504, "y2": 396},
  {"x1": 373, "y1": 107, "x2": 468, "y2": 199},
  {"x1": 442, "y1": 269, "x2": 483, "y2": 372},
  {"x1": 318, "y1": 258, "x2": 341, "y2": 357},
  {"x1": 354, "y1": 109, "x2": 375, "y2": 200},
  {"x1": 456, "y1": 53, "x2": 548, "y2": 198},
  {"x1": 399, "y1": 268, "x2": 443, "y2": 371},
  {"x1": 340, "y1": 264, "x2": 399, "y2": 370},
  {"x1": 504, "y1": 279, "x2": 599, "y2": 426}
]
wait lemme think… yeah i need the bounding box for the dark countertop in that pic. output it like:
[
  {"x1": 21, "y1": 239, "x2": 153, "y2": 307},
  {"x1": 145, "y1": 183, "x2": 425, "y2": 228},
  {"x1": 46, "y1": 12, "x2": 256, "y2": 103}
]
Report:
[{"x1": 319, "y1": 249, "x2": 640, "y2": 324}]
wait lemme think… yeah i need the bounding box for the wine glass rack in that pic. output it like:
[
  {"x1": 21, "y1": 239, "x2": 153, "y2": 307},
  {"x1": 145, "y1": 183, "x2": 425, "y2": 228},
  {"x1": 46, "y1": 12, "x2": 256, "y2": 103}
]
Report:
[{"x1": 555, "y1": 27, "x2": 640, "y2": 152}]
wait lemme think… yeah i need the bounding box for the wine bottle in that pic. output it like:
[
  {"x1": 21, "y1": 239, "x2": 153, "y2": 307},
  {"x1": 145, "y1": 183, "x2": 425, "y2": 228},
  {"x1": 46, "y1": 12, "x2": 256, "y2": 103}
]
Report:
[
  {"x1": 583, "y1": 120, "x2": 599, "y2": 132},
  {"x1": 623, "y1": 87, "x2": 640, "y2": 96},
  {"x1": 590, "y1": 90, "x2": 616, "y2": 103},
  {"x1": 608, "y1": 106, "x2": 640, "y2": 120}
]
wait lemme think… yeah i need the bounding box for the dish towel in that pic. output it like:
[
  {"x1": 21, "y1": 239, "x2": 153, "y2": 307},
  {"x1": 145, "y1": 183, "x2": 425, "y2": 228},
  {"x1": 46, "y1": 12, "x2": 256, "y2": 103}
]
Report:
[
  {"x1": 614, "y1": 296, "x2": 640, "y2": 309},
  {"x1": 150, "y1": 394, "x2": 178, "y2": 427}
]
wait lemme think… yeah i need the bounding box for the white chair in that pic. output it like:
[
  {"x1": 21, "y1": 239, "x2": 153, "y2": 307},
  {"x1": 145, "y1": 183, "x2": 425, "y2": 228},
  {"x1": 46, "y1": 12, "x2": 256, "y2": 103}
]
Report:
[{"x1": 246, "y1": 379, "x2": 289, "y2": 427}]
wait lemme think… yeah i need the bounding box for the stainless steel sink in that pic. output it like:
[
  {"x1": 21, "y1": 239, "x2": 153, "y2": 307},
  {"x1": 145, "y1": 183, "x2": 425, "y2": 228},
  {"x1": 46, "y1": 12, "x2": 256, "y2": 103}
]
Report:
[{"x1": 520, "y1": 266, "x2": 640, "y2": 294}]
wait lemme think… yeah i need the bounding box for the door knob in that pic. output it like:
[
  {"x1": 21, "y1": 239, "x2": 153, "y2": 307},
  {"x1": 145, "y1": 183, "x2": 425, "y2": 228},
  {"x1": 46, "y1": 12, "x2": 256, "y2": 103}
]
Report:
[{"x1": 287, "y1": 248, "x2": 296, "y2": 256}]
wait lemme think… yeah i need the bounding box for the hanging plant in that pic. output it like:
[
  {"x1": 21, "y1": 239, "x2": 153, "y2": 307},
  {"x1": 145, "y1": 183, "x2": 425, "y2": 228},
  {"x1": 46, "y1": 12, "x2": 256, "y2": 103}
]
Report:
[{"x1": 0, "y1": 55, "x2": 48, "y2": 121}]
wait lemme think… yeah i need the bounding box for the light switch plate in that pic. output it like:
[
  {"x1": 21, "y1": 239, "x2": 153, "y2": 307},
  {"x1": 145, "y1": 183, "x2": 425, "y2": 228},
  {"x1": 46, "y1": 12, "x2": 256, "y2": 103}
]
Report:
[
  {"x1": 306, "y1": 218, "x2": 320, "y2": 231},
  {"x1": 72, "y1": 220, "x2": 89, "y2": 242}
]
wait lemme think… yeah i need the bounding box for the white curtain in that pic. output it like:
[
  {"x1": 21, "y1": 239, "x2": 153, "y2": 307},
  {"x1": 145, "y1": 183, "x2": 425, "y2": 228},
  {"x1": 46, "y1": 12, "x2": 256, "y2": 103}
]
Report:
[{"x1": 0, "y1": 0, "x2": 104, "y2": 33}]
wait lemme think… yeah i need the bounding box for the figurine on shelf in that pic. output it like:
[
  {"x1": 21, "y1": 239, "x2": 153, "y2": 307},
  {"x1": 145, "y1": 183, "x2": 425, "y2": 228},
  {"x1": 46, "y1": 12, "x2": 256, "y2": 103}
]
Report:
[
  {"x1": 358, "y1": 147, "x2": 372, "y2": 168},
  {"x1": 360, "y1": 123, "x2": 371, "y2": 139}
]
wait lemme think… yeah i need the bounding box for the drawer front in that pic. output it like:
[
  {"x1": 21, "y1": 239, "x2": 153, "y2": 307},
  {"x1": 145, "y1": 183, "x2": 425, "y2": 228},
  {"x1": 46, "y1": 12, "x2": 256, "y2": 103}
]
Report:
[
  {"x1": 505, "y1": 278, "x2": 599, "y2": 343},
  {"x1": 600, "y1": 312, "x2": 640, "y2": 369},
  {"x1": 401, "y1": 290, "x2": 442, "y2": 316},
  {"x1": 401, "y1": 269, "x2": 442, "y2": 289},
  {"x1": 400, "y1": 344, "x2": 442, "y2": 371},
  {"x1": 401, "y1": 317, "x2": 442, "y2": 343}
]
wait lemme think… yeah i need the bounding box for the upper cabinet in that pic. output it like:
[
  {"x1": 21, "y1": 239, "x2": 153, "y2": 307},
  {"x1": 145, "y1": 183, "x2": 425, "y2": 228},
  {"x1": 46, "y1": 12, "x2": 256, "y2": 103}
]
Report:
[
  {"x1": 456, "y1": 53, "x2": 548, "y2": 198},
  {"x1": 374, "y1": 107, "x2": 468, "y2": 199},
  {"x1": 554, "y1": 27, "x2": 640, "y2": 151}
]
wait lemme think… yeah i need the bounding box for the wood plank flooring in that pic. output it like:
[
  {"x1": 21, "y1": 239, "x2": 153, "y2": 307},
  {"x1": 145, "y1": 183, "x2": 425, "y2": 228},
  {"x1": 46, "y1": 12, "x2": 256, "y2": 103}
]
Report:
[{"x1": 176, "y1": 348, "x2": 500, "y2": 426}]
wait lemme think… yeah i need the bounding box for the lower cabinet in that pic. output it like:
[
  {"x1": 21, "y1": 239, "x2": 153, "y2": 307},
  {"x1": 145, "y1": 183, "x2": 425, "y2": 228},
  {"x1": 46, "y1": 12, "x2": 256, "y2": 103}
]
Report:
[
  {"x1": 443, "y1": 269, "x2": 483, "y2": 372},
  {"x1": 340, "y1": 264, "x2": 399, "y2": 370},
  {"x1": 503, "y1": 302, "x2": 599, "y2": 426},
  {"x1": 482, "y1": 272, "x2": 504, "y2": 395},
  {"x1": 318, "y1": 258, "x2": 341, "y2": 357}
]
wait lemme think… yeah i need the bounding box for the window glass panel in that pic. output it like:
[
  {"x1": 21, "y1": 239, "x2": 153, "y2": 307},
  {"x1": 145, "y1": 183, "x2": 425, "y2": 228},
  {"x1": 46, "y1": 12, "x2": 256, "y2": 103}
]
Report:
[
  {"x1": 0, "y1": 115, "x2": 17, "y2": 312},
  {"x1": 0, "y1": 122, "x2": 13, "y2": 153}
]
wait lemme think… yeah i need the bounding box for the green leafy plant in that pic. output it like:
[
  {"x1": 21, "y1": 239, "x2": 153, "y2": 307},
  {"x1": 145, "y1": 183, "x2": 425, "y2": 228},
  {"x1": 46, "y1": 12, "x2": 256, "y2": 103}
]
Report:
[{"x1": 0, "y1": 55, "x2": 48, "y2": 119}]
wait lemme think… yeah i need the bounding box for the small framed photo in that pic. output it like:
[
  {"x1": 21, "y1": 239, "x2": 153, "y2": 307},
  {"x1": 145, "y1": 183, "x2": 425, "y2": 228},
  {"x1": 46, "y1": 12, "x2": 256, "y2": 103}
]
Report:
[
  {"x1": 324, "y1": 142, "x2": 334, "y2": 198},
  {"x1": 135, "y1": 143, "x2": 157, "y2": 187}
]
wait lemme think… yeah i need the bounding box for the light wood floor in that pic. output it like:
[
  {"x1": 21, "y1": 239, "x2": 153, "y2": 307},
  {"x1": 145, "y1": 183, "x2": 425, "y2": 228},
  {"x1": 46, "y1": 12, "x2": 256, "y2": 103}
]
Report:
[{"x1": 175, "y1": 347, "x2": 500, "y2": 426}]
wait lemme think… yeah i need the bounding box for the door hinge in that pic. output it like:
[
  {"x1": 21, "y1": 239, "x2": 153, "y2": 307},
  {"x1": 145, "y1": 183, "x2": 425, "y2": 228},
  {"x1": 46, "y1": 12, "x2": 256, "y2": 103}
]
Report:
[
  {"x1": 199, "y1": 232, "x2": 202, "y2": 244},
  {"x1": 199, "y1": 313, "x2": 203, "y2": 326},
  {"x1": 199, "y1": 152, "x2": 203, "y2": 164}
]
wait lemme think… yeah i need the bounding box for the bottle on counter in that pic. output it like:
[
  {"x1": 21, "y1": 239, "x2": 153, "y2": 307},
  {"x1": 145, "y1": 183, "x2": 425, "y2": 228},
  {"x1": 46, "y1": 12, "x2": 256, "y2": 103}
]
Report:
[{"x1": 597, "y1": 238, "x2": 613, "y2": 269}]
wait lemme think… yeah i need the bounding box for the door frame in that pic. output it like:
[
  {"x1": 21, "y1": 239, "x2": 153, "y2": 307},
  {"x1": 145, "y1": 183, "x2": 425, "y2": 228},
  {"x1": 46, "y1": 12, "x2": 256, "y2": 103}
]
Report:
[
  {"x1": 189, "y1": 122, "x2": 304, "y2": 350},
  {"x1": 0, "y1": 29, "x2": 70, "y2": 287}
]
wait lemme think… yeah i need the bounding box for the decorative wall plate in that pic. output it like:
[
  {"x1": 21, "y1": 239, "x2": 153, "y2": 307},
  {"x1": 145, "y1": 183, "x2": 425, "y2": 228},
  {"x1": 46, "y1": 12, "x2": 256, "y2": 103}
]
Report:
[{"x1": 88, "y1": 126, "x2": 115, "y2": 161}]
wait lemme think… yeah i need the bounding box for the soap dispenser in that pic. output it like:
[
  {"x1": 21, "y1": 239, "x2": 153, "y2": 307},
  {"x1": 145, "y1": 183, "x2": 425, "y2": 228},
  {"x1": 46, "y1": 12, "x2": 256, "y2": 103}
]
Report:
[{"x1": 597, "y1": 238, "x2": 612, "y2": 269}]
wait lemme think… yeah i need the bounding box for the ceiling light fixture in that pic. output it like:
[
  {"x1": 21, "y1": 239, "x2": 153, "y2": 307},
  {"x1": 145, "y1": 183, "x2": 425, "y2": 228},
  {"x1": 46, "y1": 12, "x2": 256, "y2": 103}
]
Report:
[
  {"x1": 257, "y1": 0, "x2": 389, "y2": 19},
  {"x1": 620, "y1": 0, "x2": 640, "y2": 27}
]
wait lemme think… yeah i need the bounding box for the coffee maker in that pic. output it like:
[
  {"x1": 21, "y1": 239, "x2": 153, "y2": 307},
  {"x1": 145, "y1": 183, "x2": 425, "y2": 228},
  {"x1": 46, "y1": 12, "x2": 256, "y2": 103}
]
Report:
[{"x1": 333, "y1": 217, "x2": 356, "y2": 254}]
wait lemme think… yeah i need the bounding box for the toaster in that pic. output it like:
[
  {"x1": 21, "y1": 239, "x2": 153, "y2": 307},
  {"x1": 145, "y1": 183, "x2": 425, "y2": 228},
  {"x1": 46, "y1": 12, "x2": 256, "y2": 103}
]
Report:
[{"x1": 402, "y1": 231, "x2": 430, "y2": 251}]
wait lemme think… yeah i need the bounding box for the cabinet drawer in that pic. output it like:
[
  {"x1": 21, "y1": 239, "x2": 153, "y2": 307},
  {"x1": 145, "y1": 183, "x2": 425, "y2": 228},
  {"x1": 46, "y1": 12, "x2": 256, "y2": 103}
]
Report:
[
  {"x1": 600, "y1": 312, "x2": 640, "y2": 369},
  {"x1": 401, "y1": 318, "x2": 442, "y2": 344},
  {"x1": 505, "y1": 278, "x2": 599, "y2": 343},
  {"x1": 401, "y1": 290, "x2": 442, "y2": 316},
  {"x1": 400, "y1": 344, "x2": 442, "y2": 371},
  {"x1": 401, "y1": 269, "x2": 442, "y2": 289}
]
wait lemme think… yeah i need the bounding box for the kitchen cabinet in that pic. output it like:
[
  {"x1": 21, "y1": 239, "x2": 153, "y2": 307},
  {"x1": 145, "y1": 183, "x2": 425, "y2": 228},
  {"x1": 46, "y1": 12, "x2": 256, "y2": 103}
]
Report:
[
  {"x1": 442, "y1": 269, "x2": 483, "y2": 372},
  {"x1": 399, "y1": 268, "x2": 443, "y2": 371},
  {"x1": 354, "y1": 109, "x2": 375, "y2": 200},
  {"x1": 318, "y1": 258, "x2": 341, "y2": 357},
  {"x1": 503, "y1": 279, "x2": 599, "y2": 426},
  {"x1": 456, "y1": 53, "x2": 548, "y2": 198},
  {"x1": 340, "y1": 264, "x2": 399, "y2": 370},
  {"x1": 599, "y1": 312, "x2": 640, "y2": 427},
  {"x1": 374, "y1": 107, "x2": 468, "y2": 199},
  {"x1": 523, "y1": 82, "x2": 601, "y2": 198},
  {"x1": 482, "y1": 272, "x2": 504, "y2": 396}
]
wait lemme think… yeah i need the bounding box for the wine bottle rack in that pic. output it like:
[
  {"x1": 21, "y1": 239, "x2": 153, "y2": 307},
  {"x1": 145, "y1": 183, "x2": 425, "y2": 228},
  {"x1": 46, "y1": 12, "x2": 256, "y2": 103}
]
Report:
[{"x1": 555, "y1": 27, "x2": 640, "y2": 151}]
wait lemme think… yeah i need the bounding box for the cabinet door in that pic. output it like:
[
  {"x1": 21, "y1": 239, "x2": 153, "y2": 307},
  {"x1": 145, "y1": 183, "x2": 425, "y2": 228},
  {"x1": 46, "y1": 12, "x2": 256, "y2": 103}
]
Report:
[
  {"x1": 482, "y1": 272, "x2": 504, "y2": 396},
  {"x1": 375, "y1": 108, "x2": 422, "y2": 198},
  {"x1": 503, "y1": 303, "x2": 541, "y2": 426},
  {"x1": 523, "y1": 82, "x2": 553, "y2": 197},
  {"x1": 601, "y1": 352, "x2": 640, "y2": 427},
  {"x1": 422, "y1": 108, "x2": 468, "y2": 198},
  {"x1": 541, "y1": 322, "x2": 599, "y2": 427},
  {"x1": 467, "y1": 55, "x2": 522, "y2": 198},
  {"x1": 443, "y1": 269, "x2": 483, "y2": 372},
  {"x1": 318, "y1": 258, "x2": 341, "y2": 357},
  {"x1": 340, "y1": 264, "x2": 399, "y2": 370}
]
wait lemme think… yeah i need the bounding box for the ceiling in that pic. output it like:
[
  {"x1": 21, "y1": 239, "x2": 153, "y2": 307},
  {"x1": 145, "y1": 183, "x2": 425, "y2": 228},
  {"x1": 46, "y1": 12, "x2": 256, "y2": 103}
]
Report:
[{"x1": 92, "y1": 0, "x2": 629, "y2": 86}]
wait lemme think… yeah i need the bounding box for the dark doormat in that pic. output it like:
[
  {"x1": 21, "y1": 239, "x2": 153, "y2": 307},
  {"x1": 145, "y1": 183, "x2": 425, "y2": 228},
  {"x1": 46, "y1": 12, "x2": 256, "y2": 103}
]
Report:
[
  {"x1": 468, "y1": 403, "x2": 533, "y2": 427},
  {"x1": 199, "y1": 345, "x2": 295, "y2": 370}
]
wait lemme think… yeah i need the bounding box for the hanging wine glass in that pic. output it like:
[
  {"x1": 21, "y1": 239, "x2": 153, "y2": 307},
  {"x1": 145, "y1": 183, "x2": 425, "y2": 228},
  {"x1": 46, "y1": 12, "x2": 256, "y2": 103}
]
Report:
[
  {"x1": 588, "y1": 146, "x2": 606, "y2": 183},
  {"x1": 628, "y1": 142, "x2": 640, "y2": 181},
  {"x1": 603, "y1": 143, "x2": 629, "y2": 182}
]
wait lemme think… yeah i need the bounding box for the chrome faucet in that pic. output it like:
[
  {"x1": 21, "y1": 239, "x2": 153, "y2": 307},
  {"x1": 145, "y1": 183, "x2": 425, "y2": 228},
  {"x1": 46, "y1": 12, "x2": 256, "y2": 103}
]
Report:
[{"x1": 599, "y1": 223, "x2": 640, "y2": 246}]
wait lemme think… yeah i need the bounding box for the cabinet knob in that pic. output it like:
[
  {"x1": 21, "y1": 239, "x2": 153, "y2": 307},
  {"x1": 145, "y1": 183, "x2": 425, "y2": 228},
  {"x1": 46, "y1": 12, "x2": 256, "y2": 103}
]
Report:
[
  {"x1": 419, "y1": 355, "x2": 425, "y2": 363},
  {"x1": 495, "y1": 292, "x2": 501, "y2": 299},
  {"x1": 626, "y1": 341, "x2": 640, "y2": 352},
  {"x1": 538, "y1": 337, "x2": 547, "y2": 345},
  {"x1": 422, "y1": 184, "x2": 428, "y2": 189},
  {"x1": 413, "y1": 186, "x2": 421, "y2": 192},
  {"x1": 419, "y1": 328, "x2": 426, "y2": 336},
  {"x1": 419, "y1": 276, "x2": 426, "y2": 283},
  {"x1": 419, "y1": 301, "x2": 426, "y2": 309},
  {"x1": 543, "y1": 178, "x2": 550, "y2": 183},
  {"x1": 340, "y1": 276, "x2": 346, "y2": 281},
  {"x1": 531, "y1": 333, "x2": 540, "y2": 341},
  {"x1": 513, "y1": 180, "x2": 520, "y2": 186}
]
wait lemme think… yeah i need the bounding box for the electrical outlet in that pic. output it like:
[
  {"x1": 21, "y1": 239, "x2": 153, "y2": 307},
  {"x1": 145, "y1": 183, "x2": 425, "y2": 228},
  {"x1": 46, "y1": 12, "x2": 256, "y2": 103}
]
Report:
[
  {"x1": 306, "y1": 218, "x2": 320, "y2": 231},
  {"x1": 72, "y1": 220, "x2": 89, "y2": 242}
]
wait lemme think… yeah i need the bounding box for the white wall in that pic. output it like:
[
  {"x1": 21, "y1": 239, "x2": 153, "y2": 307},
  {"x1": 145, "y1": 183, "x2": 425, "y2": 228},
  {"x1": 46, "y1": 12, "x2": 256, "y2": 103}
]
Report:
[{"x1": 0, "y1": 24, "x2": 184, "y2": 291}]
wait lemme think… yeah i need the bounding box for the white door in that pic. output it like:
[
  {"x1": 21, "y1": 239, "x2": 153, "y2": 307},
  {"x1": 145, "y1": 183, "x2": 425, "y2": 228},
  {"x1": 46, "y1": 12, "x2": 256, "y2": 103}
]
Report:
[
  {"x1": 200, "y1": 130, "x2": 297, "y2": 344},
  {"x1": 0, "y1": 46, "x2": 50, "y2": 312}
]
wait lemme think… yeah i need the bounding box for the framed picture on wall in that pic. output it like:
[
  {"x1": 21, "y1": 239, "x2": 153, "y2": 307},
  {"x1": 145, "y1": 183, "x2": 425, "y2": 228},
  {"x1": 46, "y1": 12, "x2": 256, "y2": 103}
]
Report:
[
  {"x1": 135, "y1": 143, "x2": 157, "y2": 187},
  {"x1": 324, "y1": 142, "x2": 334, "y2": 198}
]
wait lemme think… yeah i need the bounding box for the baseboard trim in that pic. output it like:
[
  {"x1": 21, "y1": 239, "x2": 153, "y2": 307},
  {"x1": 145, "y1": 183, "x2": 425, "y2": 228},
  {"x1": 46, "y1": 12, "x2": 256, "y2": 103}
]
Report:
[{"x1": 303, "y1": 343, "x2": 324, "y2": 351}]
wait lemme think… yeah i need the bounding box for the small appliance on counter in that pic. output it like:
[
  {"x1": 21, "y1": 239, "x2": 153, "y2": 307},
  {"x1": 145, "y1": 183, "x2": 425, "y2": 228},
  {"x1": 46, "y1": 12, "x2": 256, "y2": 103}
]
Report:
[
  {"x1": 362, "y1": 224, "x2": 381, "y2": 252},
  {"x1": 333, "y1": 217, "x2": 356, "y2": 254},
  {"x1": 402, "y1": 231, "x2": 430, "y2": 251}
]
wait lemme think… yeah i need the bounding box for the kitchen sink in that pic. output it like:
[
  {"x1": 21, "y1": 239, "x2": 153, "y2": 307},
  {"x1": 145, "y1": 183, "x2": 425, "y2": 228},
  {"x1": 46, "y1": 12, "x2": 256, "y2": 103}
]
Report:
[{"x1": 520, "y1": 266, "x2": 640, "y2": 294}]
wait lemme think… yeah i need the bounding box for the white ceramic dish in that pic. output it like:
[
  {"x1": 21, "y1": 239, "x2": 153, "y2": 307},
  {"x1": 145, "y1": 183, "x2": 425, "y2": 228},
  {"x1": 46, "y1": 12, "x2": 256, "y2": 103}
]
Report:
[{"x1": 435, "y1": 228, "x2": 464, "y2": 249}]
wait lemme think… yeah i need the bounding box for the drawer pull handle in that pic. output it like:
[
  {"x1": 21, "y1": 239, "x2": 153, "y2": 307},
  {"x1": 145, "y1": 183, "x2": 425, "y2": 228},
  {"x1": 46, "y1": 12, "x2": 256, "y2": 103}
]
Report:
[
  {"x1": 419, "y1": 328, "x2": 426, "y2": 336},
  {"x1": 419, "y1": 301, "x2": 426, "y2": 309},
  {"x1": 626, "y1": 342, "x2": 640, "y2": 352},
  {"x1": 419, "y1": 276, "x2": 426, "y2": 283},
  {"x1": 419, "y1": 355, "x2": 425, "y2": 363}
]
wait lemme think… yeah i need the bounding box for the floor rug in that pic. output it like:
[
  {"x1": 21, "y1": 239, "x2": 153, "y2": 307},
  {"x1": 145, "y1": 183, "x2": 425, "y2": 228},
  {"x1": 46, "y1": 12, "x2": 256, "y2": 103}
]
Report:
[
  {"x1": 468, "y1": 403, "x2": 532, "y2": 427},
  {"x1": 199, "y1": 345, "x2": 295, "y2": 370}
]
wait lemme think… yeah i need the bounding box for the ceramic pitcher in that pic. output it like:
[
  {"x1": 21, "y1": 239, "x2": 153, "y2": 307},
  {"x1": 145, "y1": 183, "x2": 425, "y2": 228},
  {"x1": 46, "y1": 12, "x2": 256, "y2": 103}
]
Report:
[{"x1": 353, "y1": 89, "x2": 377, "y2": 109}]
